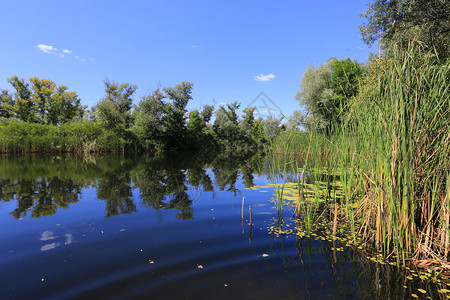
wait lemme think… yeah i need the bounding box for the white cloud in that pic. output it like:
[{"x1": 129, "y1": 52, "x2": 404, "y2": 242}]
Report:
[
  {"x1": 37, "y1": 44, "x2": 58, "y2": 54},
  {"x1": 254, "y1": 73, "x2": 275, "y2": 82},
  {"x1": 36, "y1": 44, "x2": 94, "y2": 63},
  {"x1": 190, "y1": 45, "x2": 198, "y2": 49}
]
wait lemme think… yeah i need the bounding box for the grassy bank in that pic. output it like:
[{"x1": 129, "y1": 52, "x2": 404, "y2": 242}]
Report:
[
  {"x1": 0, "y1": 121, "x2": 132, "y2": 153},
  {"x1": 272, "y1": 44, "x2": 449, "y2": 271}
]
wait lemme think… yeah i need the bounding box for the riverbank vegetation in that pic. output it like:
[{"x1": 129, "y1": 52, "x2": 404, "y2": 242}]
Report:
[
  {"x1": 269, "y1": 0, "x2": 450, "y2": 277},
  {"x1": 0, "y1": 78, "x2": 274, "y2": 153}
]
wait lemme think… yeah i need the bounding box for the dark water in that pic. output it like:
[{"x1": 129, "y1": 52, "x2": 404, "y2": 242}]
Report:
[{"x1": 0, "y1": 153, "x2": 443, "y2": 299}]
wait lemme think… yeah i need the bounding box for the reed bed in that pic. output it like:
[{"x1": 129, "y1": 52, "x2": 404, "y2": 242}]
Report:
[{"x1": 272, "y1": 43, "x2": 449, "y2": 272}]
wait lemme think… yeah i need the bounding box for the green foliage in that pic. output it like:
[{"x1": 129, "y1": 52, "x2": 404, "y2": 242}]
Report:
[
  {"x1": 278, "y1": 44, "x2": 450, "y2": 263},
  {"x1": 29, "y1": 77, "x2": 85, "y2": 125},
  {"x1": 240, "y1": 107, "x2": 256, "y2": 143},
  {"x1": 360, "y1": 0, "x2": 450, "y2": 58},
  {"x1": 213, "y1": 101, "x2": 243, "y2": 148},
  {"x1": 5, "y1": 76, "x2": 85, "y2": 125},
  {"x1": 200, "y1": 104, "x2": 214, "y2": 124},
  {"x1": 296, "y1": 58, "x2": 365, "y2": 133},
  {"x1": 133, "y1": 82, "x2": 194, "y2": 151},
  {"x1": 94, "y1": 79, "x2": 137, "y2": 131},
  {"x1": 8, "y1": 76, "x2": 35, "y2": 123},
  {"x1": 187, "y1": 110, "x2": 204, "y2": 136},
  {"x1": 0, "y1": 90, "x2": 14, "y2": 118},
  {"x1": 251, "y1": 119, "x2": 265, "y2": 144},
  {"x1": 162, "y1": 82, "x2": 193, "y2": 150},
  {"x1": 262, "y1": 115, "x2": 282, "y2": 141}
]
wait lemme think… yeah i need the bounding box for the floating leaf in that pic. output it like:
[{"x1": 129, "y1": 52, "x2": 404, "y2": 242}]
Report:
[
  {"x1": 438, "y1": 289, "x2": 450, "y2": 293},
  {"x1": 411, "y1": 294, "x2": 418, "y2": 298},
  {"x1": 418, "y1": 289, "x2": 426, "y2": 294},
  {"x1": 149, "y1": 260, "x2": 155, "y2": 264},
  {"x1": 197, "y1": 264, "x2": 204, "y2": 269},
  {"x1": 262, "y1": 254, "x2": 269, "y2": 257},
  {"x1": 407, "y1": 275, "x2": 413, "y2": 280}
]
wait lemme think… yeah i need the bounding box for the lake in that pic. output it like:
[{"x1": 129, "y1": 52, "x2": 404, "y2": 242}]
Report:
[{"x1": 0, "y1": 152, "x2": 443, "y2": 299}]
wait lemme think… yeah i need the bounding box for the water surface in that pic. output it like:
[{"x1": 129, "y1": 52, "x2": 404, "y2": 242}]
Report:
[{"x1": 0, "y1": 153, "x2": 442, "y2": 299}]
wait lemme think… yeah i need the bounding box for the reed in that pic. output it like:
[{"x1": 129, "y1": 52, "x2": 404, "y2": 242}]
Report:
[{"x1": 272, "y1": 42, "x2": 449, "y2": 268}]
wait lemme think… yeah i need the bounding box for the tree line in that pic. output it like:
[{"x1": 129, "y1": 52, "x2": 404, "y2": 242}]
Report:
[{"x1": 0, "y1": 78, "x2": 282, "y2": 153}]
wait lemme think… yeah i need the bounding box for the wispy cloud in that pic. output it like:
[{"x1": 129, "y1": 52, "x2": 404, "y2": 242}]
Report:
[
  {"x1": 37, "y1": 44, "x2": 93, "y2": 62},
  {"x1": 190, "y1": 45, "x2": 198, "y2": 49},
  {"x1": 254, "y1": 73, "x2": 275, "y2": 82},
  {"x1": 37, "y1": 44, "x2": 58, "y2": 54},
  {"x1": 354, "y1": 46, "x2": 364, "y2": 50}
]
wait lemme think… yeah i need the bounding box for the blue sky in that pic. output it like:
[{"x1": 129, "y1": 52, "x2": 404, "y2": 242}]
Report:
[{"x1": 0, "y1": 0, "x2": 374, "y2": 119}]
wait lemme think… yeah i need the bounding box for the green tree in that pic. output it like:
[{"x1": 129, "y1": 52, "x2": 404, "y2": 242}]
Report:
[
  {"x1": 240, "y1": 107, "x2": 256, "y2": 144},
  {"x1": 162, "y1": 81, "x2": 193, "y2": 150},
  {"x1": 360, "y1": 0, "x2": 450, "y2": 58},
  {"x1": 133, "y1": 82, "x2": 194, "y2": 151},
  {"x1": 295, "y1": 58, "x2": 365, "y2": 132},
  {"x1": 8, "y1": 76, "x2": 36, "y2": 123},
  {"x1": 47, "y1": 85, "x2": 85, "y2": 125},
  {"x1": 0, "y1": 90, "x2": 15, "y2": 118},
  {"x1": 132, "y1": 88, "x2": 165, "y2": 149},
  {"x1": 213, "y1": 101, "x2": 241, "y2": 147},
  {"x1": 262, "y1": 115, "x2": 282, "y2": 141},
  {"x1": 200, "y1": 104, "x2": 214, "y2": 124},
  {"x1": 251, "y1": 118, "x2": 265, "y2": 144},
  {"x1": 187, "y1": 110, "x2": 204, "y2": 136},
  {"x1": 29, "y1": 77, "x2": 84, "y2": 125},
  {"x1": 30, "y1": 77, "x2": 55, "y2": 123},
  {"x1": 94, "y1": 80, "x2": 137, "y2": 131}
]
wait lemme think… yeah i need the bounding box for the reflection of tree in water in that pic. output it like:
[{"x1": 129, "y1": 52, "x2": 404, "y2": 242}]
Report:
[
  {"x1": 0, "y1": 151, "x2": 267, "y2": 220},
  {"x1": 0, "y1": 178, "x2": 84, "y2": 219},
  {"x1": 132, "y1": 159, "x2": 194, "y2": 220},
  {"x1": 97, "y1": 173, "x2": 137, "y2": 218}
]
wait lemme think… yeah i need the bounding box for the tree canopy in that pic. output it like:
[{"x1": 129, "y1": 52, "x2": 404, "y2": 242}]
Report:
[
  {"x1": 296, "y1": 58, "x2": 365, "y2": 132},
  {"x1": 2, "y1": 76, "x2": 85, "y2": 124},
  {"x1": 360, "y1": 0, "x2": 450, "y2": 58}
]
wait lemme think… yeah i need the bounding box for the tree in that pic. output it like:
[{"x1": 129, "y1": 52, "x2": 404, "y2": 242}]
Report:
[
  {"x1": 162, "y1": 81, "x2": 193, "y2": 150},
  {"x1": 29, "y1": 77, "x2": 84, "y2": 125},
  {"x1": 200, "y1": 104, "x2": 214, "y2": 124},
  {"x1": 30, "y1": 77, "x2": 55, "y2": 123},
  {"x1": 187, "y1": 110, "x2": 204, "y2": 137},
  {"x1": 213, "y1": 101, "x2": 242, "y2": 147},
  {"x1": 360, "y1": 0, "x2": 450, "y2": 58},
  {"x1": 132, "y1": 82, "x2": 194, "y2": 151},
  {"x1": 240, "y1": 107, "x2": 256, "y2": 144},
  {"x1": 47, "y1": 85, "x2": 85, "y2": 125},
  {"x1": 8, "y1": 76, "x2": 35, "y2": 123},
  {"x1": 94, "y1": 80, "x2": 137, "y2": 131},
  {"x1": 132, "y1": 88, "x2": 165, "y2": 148},
  {"x1": 0, "y1": 90, "x2": 14, "y2": 118},
  {"x1": 295, "y1": 58, "x2": 365, "y2": 133},
  {"x1": 262, "y1": 115, "x2": 282, "y2": 141}
]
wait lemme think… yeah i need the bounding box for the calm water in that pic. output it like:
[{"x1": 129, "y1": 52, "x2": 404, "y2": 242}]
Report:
[{"x1": 0, "y1": 153, "x2": 442, "y2": 299}]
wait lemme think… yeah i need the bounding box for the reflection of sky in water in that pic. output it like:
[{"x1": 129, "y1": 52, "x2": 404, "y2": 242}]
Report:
[
  {"x1": 40, "y1": 242, "x2": 60, "y2": 252},
  {"x1": 39, "y1": 230, "x2": 74, "y2": 251},
  {"x1": 40, "y1": 230, "x2": 56, "y2": 241}
]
